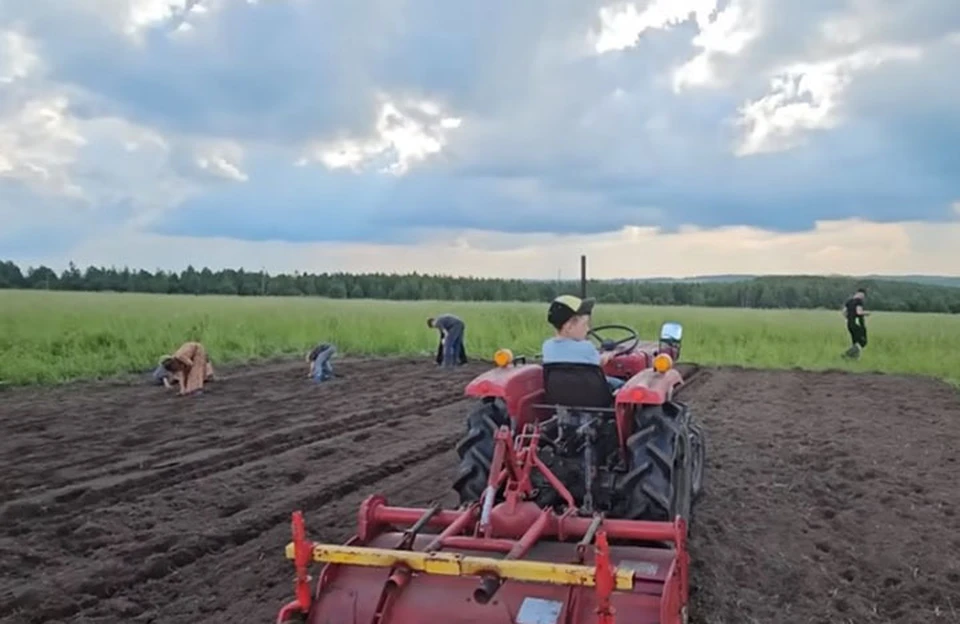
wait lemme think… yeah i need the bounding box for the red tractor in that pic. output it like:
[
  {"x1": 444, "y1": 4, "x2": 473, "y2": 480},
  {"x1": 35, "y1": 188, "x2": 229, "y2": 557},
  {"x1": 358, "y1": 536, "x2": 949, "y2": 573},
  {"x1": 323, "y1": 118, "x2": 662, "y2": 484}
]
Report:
[
  {"x1": 453, "y1": 321, "x2": 704, "y2": 523},
  {"x1": 275, "y1": 321, "x2": 706, "y2": 624}
]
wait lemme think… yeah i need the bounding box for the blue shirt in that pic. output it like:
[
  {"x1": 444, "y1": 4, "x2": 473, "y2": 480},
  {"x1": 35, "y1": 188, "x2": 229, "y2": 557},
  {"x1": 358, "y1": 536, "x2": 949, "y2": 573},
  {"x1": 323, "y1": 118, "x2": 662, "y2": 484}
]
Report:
[
  {"x1": 434, "y1": 314, "x2": 463, "y2": 333},
  {"x1": 151, "y1": 365, "x2": 169, "y2": 386},
  {"x1": 541, "y1": 337, "x2": 601, "y2": 366}
]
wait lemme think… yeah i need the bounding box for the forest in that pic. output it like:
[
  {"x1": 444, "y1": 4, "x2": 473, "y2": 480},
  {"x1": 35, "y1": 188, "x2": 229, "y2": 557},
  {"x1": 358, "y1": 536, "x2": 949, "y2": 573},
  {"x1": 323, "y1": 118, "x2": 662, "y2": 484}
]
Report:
[{"x1": 1, "y1": 259, "x2": 958, "y2": 313}]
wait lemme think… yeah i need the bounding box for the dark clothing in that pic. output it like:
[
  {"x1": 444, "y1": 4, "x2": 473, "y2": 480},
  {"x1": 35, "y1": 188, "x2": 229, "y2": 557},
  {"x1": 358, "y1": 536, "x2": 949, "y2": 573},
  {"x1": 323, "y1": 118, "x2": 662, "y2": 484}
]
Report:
[
  {"x1": 844, "y1": 297, "x2": 864, "y2": 325},
  {"x1": 433, "y1": 314, "x2": 463, "y2": 333},
  {"x1": 433, "y1": 314, "x2": 465, "y2": 368},
  {"x1": 848, "y1": 323, "x2": 867, "y2": 348},
  {"x1": 436, "y1": 339, "x2": 468, "y2": 366},
  {"x1": 844, "y1": 297, "x2": 867, "y2": 348}
]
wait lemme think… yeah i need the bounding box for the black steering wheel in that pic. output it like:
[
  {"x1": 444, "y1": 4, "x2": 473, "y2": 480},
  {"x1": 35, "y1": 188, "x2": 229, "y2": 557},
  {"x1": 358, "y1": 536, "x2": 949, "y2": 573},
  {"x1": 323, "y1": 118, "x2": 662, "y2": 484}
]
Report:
[{"x1": 587, "y1": 324, "x2": 639, "y2": 355}]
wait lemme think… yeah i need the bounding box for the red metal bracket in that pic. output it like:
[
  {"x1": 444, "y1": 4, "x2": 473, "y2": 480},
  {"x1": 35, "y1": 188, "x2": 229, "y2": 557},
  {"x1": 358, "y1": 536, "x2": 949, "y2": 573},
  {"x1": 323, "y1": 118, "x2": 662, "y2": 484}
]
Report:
[
  {"x1": 594, "y1": 530, "x2": 616, "y2": 624},
  {"x1": 484, "y1": 424, "x2": 576, "y2": 513},
  {"x1": 292, "y1": 511, "x2": 313, "y2": 612}
]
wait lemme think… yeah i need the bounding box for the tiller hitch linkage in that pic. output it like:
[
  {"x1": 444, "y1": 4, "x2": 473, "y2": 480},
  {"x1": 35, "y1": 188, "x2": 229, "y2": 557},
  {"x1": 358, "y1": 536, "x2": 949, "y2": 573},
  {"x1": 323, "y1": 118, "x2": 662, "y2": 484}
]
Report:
[{"x1": 277, "y1": 425, "x2": 690, "y2": 624}]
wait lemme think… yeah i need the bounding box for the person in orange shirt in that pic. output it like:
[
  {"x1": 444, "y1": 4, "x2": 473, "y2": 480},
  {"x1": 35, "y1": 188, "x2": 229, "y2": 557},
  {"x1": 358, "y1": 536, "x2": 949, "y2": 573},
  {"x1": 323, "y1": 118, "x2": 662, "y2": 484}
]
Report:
[{"x1": 157, "y1": 341, "x2": 214, "y2": 396}]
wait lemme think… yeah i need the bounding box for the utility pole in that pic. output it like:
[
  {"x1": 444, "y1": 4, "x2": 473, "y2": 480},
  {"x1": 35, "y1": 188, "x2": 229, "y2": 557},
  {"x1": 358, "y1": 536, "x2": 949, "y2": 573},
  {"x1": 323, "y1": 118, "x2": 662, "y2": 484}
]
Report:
[{"x1": 580, "y1": 255, "x2": 587, "y2": 299}]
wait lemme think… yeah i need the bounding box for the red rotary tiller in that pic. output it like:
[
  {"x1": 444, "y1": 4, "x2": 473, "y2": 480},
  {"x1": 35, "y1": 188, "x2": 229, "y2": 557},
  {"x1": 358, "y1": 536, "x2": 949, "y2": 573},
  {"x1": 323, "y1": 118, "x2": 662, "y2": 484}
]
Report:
[{"x1": 277, "y1": 425, "x2": 690, "y2": 624}]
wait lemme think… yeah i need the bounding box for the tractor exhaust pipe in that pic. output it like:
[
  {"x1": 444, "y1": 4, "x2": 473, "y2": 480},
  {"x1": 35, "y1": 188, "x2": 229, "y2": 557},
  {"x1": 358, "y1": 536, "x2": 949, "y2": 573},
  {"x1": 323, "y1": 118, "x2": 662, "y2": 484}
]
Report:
[{"x1": 473, "y1": 573, "x2": 503, "y2": 604}]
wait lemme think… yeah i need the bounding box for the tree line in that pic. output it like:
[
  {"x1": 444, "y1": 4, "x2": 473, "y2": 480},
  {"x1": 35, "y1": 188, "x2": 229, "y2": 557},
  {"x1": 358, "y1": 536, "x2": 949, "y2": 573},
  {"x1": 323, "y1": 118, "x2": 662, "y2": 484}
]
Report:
[{"x1": 1, "y1": 259, "x2": 958, "y2": 313}]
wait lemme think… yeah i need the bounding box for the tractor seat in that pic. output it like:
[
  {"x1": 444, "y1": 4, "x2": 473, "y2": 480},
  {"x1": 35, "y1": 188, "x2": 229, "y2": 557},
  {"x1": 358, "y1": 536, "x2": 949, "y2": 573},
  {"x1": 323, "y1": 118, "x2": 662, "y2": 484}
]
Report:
[{"x1": 541, "y1": 362, "x2": 614, "y2": 409}]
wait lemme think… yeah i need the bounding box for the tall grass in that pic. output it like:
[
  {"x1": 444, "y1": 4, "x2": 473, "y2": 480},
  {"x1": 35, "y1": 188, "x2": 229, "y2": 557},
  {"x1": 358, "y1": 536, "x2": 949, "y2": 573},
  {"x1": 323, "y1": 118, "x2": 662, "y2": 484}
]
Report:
[{"x1": 1, "y1": 290, "x2": 958, "y2": 386}]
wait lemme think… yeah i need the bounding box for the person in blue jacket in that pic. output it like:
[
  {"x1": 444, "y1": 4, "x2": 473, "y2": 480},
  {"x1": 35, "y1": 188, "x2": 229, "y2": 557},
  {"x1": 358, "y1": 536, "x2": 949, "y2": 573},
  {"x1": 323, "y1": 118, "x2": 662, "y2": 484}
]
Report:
[
  {"x1": 306, "y1": 343, "x2": 337, "y2": 382},
  {"x1": 428, "y1": 314, "x2": 467, "y2": 369}
]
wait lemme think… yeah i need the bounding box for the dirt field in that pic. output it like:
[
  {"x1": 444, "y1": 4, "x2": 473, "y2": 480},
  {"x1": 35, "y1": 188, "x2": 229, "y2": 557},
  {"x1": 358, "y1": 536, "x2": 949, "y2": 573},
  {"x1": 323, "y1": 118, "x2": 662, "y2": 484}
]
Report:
[{"x1": 1, "y1": 357, "x2": 959, "y2": 624}]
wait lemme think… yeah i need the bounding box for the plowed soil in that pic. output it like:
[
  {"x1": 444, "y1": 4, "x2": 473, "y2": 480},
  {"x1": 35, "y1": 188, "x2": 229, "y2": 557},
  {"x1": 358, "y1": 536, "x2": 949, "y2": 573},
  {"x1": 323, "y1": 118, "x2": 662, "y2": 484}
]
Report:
[{"x1": 1, "y1": 358, "x2": 959, "y2": 624}]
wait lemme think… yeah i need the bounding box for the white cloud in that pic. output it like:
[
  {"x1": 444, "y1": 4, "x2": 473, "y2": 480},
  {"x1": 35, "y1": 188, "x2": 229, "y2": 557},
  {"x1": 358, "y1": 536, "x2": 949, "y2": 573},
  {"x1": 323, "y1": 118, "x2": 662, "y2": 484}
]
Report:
[
  {"x1": 80, "y1": 0, "x2": 219, "y2": 40},
  {"x1": 671, "y1": 0, "x2": 761, "y2": 90},
  {"x1": 0, "y1": 31, "x2": 84, "y2": 195},
  {"x1": 194, "y1": 140, "x2": 247, "y2": 182},
  {"x1": 301, "y1": 97, "x2": 462, "y2": 175},
  {"x1": 0, "y1": 30, "x2": 42, "y2": 83},
  {"x1": 0, "y1": 20, "x2": 250, "y2": 213},
  {"x1": 591, "y1": 0, "x2": 760, "y2": 91},
  {"x1": 0, "y1": 95, "x2": 86, "y2": 197},
  {"x1": 0, "y1": 88, "x2": 196, "y2": 207},
  {"x1": 735, "y1": 45, "x2": 922, "y2": 156},
  {"x1": 124, "y1": 0, "x2": 192, "y2": 35},
  {"x1": 592, "y1": 0, "x2": 719, "y2": 54},
  {"x1": 0, "y1": 87, "x2": 244, "y2": 229}
]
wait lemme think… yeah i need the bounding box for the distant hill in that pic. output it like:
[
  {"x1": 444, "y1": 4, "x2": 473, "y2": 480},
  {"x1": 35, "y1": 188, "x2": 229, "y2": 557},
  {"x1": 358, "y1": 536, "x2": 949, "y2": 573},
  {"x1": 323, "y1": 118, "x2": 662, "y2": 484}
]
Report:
[
  {"x1": 601, "y1": 274, "x2": 960, "y2": 288},
  {"x1": 859, "y1": 275, "x2": 960, "y2": 289},
  {"x1": 603, "y1": 274, "x2": 755, "y2": 284}
]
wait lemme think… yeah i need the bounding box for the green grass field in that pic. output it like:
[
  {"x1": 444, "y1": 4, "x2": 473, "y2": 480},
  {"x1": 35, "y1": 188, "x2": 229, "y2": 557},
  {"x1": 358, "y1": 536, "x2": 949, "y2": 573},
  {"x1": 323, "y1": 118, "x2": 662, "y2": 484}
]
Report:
[{"x1": 1, "y1": 289, "x2": 958, "y2": 386}]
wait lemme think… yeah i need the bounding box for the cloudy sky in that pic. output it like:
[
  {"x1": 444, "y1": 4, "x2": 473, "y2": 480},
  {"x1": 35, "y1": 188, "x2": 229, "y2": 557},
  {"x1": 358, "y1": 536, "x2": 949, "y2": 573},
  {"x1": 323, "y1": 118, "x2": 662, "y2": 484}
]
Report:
[{"x1": 1, "y1": 0, "x2": 959, "y2": 279}]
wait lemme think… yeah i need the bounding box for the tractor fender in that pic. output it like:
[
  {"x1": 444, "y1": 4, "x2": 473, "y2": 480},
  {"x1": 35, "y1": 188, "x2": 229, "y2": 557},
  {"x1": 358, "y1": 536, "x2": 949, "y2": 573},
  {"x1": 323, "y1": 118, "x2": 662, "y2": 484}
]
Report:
[
  {"x1": 464, "y1": 364, "x2": 546, "y2": 428},
  {"x1": 614, "y1": 367, "x2": 684, "y2": 406}
]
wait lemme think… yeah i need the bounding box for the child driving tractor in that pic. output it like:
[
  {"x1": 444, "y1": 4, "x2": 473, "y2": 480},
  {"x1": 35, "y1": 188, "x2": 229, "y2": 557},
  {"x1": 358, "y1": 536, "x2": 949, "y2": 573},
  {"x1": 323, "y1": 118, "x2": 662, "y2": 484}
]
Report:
[{"x1": 541, "y1": 294, "x2": 625, "y2": 390}]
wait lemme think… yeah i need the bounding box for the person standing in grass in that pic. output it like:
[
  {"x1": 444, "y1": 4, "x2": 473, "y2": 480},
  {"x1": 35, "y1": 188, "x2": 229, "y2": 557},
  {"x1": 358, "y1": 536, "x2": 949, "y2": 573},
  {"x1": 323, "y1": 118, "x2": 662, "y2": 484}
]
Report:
[
  {"x1": 157, "y1": 341, "x2": 214, "y2": 396},
  {"x1": 306, "y1": 342, "x2": 337, "y2": 382},
  {"x1": 428, "y1": 314, "x2": 466, "y2": 369},
  {"x1": 841, "y1": 287, "x2": 870, "y2": 359}
]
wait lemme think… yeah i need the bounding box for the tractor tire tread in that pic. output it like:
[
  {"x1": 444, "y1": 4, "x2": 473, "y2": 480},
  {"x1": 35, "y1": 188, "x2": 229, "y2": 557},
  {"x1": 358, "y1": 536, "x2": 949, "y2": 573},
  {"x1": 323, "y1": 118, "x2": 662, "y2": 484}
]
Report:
[
  {"x1": 618, "y1": 404, "x2": 681, "y2": 521},
  {"x1": 689, "y1": 421, "x2": 706, "y2": 501},
  {"x1": 452, "y1": 400, "x2": 509, "y2": 505}
]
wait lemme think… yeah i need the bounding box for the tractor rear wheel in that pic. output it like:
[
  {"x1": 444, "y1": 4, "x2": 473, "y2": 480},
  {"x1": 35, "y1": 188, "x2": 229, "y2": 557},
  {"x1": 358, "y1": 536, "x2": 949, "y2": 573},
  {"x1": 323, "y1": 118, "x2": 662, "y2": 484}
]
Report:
[
  {"x1": 451, "y1": 399, "x2": 510, "y2": 505},
  {"x1": 617, "y1": 402, "x2": 694, "y2": 522}
]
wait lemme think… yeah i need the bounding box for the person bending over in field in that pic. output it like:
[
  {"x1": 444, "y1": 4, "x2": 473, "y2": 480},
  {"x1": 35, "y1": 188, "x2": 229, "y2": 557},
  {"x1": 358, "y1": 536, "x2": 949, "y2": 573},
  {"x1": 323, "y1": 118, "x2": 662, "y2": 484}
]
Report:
[
  {"x1": 157, "y1": 341, "x2": 214, "y2": 396},
  {"x1": 435, "y1": 331, "x2": 468, "y2": 367},
  {"x1": 306, "y1": 342, "x2": 337, "y2": 382},
  {"x1": 153, "y1": 345, "x2": 215, "y2": 389},
  {"x1": 427, "y1": 314, "x2": 467, "y2": 369},
  {"x1": 541, "y1": 295, "x2": 624, "y2": 392}
]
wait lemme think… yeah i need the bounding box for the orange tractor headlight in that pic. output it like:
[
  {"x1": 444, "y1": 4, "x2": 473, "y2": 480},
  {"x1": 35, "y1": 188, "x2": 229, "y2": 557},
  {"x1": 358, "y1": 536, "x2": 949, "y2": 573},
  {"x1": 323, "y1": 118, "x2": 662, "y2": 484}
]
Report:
[
  {"x1": 493, "y1": 348, "x2": 514, "y2": 367},
  {"x1": 653, "y1": 353, "x2": 673, "y2": 374}
]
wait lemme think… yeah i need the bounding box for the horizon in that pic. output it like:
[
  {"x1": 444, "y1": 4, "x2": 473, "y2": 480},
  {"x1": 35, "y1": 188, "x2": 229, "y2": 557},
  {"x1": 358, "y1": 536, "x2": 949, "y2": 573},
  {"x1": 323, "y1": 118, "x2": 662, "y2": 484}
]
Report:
[
  {"x1": 4, "y1": 257, "x2": 960, "y2": 286},
  {"x1": 2, "y1": 2, "x2": 959, "y2": 277}
]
